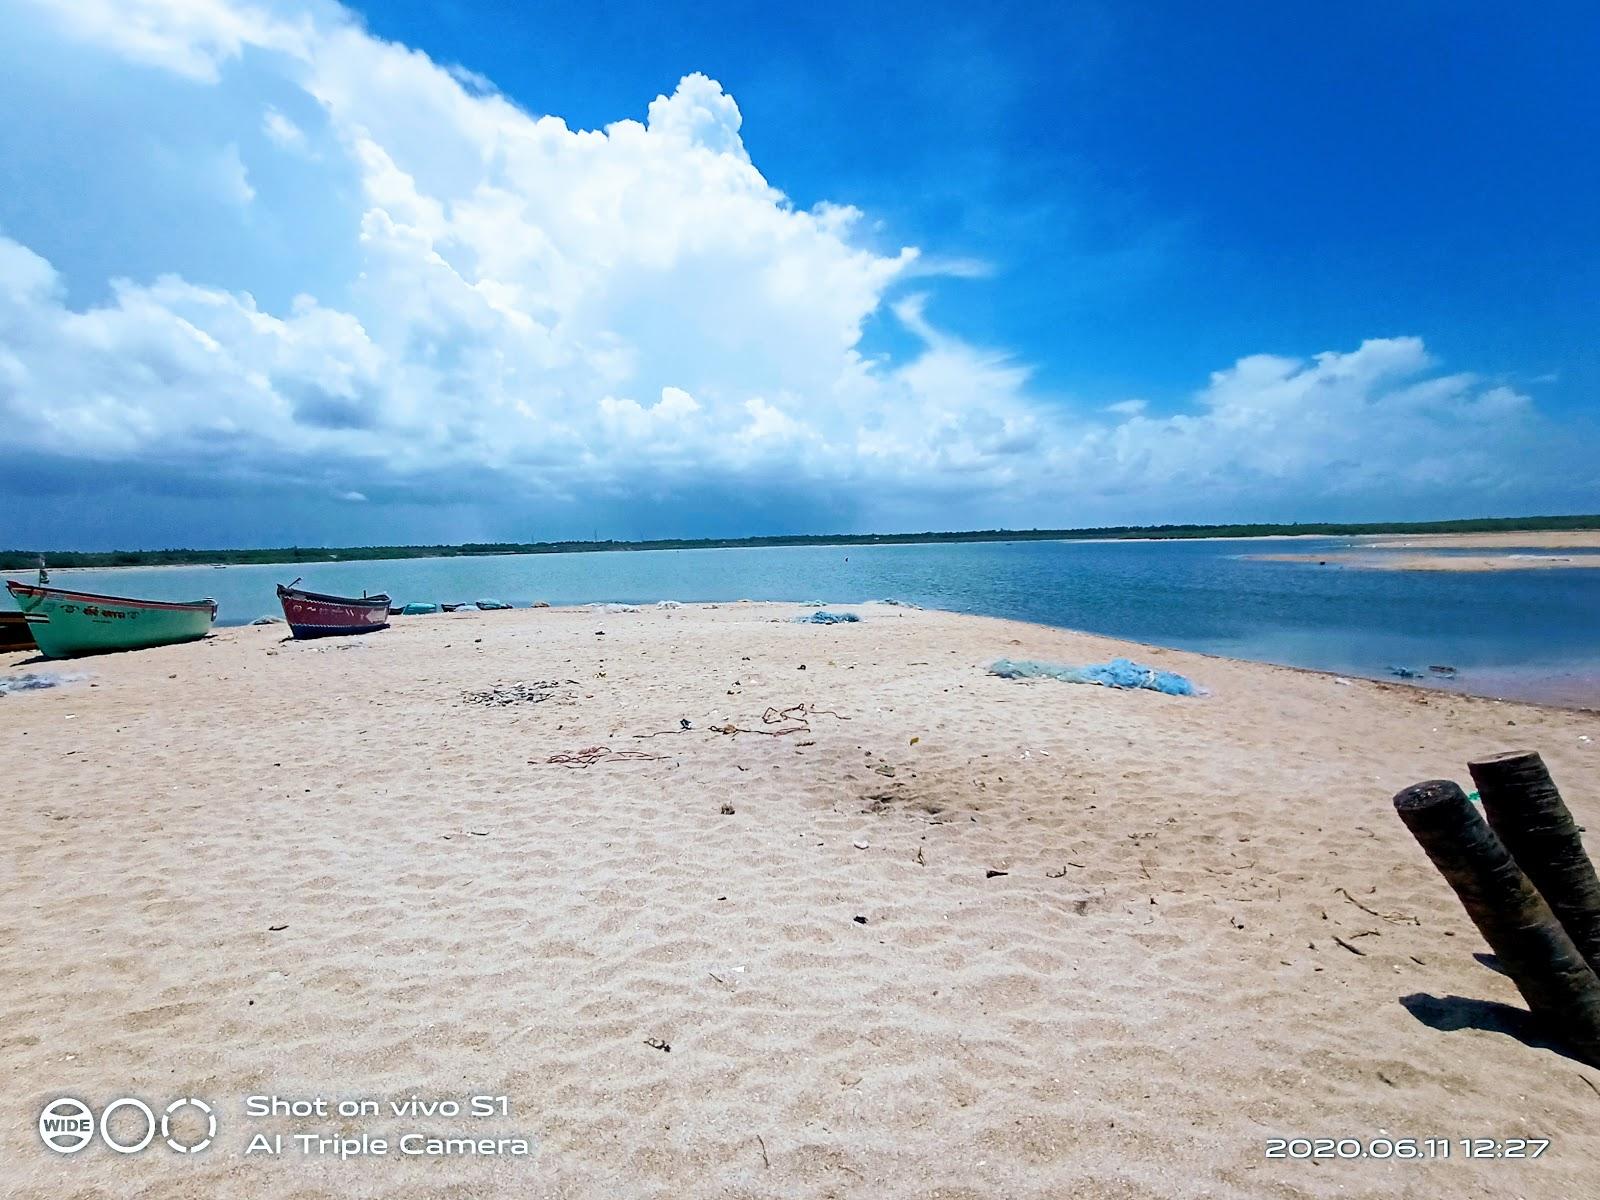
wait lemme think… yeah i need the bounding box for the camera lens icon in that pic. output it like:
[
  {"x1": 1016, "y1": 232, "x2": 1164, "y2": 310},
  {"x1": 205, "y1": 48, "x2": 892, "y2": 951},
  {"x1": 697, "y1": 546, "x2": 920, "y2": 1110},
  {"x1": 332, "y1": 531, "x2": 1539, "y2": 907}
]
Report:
[
  {"x1": 162, "y1": 1097, "x2": 217, "y2": 1153},
  {"x1": 39, "y1": 1098, "x2": 95, "y2": 1154},
  {"x1": 38, "y1": 1095, "x2": 216, "y2": 1155}
]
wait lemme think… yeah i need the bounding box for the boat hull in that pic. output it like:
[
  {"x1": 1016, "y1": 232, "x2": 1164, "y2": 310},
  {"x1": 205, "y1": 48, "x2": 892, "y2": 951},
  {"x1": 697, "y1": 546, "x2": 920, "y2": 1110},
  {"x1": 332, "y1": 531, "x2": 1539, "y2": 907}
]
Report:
[
  {"x1": 0, "y1": 610, "x2": 37, "y2": 652},
  {"x1": 6, "y1": 582, "x2": 216, "y2": 658},
  {"x1": 277, "y1": 584, "x2": 391, "y2": 639}
]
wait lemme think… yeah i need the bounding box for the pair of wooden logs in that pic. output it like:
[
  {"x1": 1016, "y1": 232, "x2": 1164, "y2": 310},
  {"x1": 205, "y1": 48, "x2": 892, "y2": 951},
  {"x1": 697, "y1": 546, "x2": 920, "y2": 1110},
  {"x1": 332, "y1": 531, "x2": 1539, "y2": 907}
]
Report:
[{"x1": 1394, "y1": 751, "x2": 1600, "y2": 1065}]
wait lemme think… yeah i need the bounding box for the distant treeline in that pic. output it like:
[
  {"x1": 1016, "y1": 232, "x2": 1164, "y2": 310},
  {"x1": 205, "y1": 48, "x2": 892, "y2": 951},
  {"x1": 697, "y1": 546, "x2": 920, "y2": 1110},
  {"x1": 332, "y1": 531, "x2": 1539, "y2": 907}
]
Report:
[{"x1": 4, "y1": 514, "x2": 1598, "y2": 570}]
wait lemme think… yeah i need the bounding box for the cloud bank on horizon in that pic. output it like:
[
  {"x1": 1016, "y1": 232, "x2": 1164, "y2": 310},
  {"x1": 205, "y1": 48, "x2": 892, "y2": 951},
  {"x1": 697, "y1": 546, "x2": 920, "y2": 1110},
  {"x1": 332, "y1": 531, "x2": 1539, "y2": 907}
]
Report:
[{"x1": 0, "y1": 0, "x2": 1590, "y2": 548}]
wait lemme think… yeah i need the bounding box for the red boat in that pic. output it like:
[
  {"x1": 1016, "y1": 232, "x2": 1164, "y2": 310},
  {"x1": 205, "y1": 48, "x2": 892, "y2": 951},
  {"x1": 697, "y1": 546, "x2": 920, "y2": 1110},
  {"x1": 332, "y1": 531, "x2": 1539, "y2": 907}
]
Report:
[{"x1": 276, "y1": 579, "x2": 391, "y2": 639}]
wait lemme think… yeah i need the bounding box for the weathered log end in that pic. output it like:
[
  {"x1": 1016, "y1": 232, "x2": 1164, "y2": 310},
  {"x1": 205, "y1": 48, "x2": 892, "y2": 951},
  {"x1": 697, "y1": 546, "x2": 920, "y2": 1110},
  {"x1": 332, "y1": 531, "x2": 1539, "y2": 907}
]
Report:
[
  {"x1": 1469, "y1": 751, "x2": 1562, "y2": 824},
  {"x1": 1393, "y1": 778, "x2": 1478, "y2": 833}
]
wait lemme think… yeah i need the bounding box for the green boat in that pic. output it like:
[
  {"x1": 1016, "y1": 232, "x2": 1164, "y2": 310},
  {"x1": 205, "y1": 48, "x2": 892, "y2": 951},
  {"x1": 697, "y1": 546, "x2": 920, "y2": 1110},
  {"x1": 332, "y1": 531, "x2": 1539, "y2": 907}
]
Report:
[{"x1": 6, "y1": 577, "x2": 217, "y2": 658}]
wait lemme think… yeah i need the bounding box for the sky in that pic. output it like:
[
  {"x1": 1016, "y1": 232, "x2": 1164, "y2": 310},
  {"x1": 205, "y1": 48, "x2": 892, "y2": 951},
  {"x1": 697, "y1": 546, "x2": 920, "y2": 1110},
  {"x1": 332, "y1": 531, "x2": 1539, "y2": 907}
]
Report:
[{"x1": 0, "y1": 0, "x2": 1595, "y2": 549}]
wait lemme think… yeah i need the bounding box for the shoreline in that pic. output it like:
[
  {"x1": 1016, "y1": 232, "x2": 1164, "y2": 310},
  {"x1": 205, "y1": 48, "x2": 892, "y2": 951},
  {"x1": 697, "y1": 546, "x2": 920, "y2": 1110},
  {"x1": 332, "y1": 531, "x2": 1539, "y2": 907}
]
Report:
[
  {"x1": 1250, "y1": 550, "x2": 1600, "y2": 572},
  {"x1": 1360, "y1": 530, "x2": 1600, "y2": 550},
  {"x1": 3, "y1": 602, "x2": 1596, "y2": 1198},
  {"x1": 10, "y1": 599, "x2": 1598, "y2": 711}
]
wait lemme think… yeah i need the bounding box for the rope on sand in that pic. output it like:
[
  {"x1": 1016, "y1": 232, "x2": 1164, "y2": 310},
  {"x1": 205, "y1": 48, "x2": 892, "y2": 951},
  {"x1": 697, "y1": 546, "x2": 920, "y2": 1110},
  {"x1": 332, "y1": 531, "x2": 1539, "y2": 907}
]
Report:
[{"x1": 541, "y1": 746, "x2": 667, "y2": 768}]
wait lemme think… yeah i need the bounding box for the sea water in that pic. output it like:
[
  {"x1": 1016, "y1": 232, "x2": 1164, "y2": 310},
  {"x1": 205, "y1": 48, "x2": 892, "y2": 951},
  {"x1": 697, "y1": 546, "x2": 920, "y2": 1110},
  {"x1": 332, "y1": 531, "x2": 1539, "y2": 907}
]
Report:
[{"x1": 21, "y1": 538, "x2": 1600, "y2": 706}]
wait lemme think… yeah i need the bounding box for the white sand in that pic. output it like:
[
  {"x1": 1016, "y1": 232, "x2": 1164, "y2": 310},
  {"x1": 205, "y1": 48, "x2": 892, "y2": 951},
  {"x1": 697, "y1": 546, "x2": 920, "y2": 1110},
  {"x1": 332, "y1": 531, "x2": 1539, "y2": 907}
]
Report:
[
  {"x1": 2, "y1": 603, "x2": 1597, "y2": 1198},
  {"x1": 1361, "y1": 531, "x2": 1600, "y2": 551},
  {"x1": 1251, "y1": 551, "x2": 1600, "y2": 572}
]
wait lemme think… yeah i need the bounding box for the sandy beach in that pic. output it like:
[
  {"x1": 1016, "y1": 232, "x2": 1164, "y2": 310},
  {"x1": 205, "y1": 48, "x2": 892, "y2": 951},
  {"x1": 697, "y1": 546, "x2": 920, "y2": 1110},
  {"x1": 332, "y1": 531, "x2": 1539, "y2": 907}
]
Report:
[
  {"x1": 1249, "y1": 530, "x2": 1600, "y2": 572},
  {"x1": 3, "y1": 603, "x2": 1598, "y2": 1199},
  {"x1": 1362, "y1": 531, "x2": 1600, "y2": 551},
  {"x1": 1250, "y1": 551, "x2": 1600, "y2": 572}
]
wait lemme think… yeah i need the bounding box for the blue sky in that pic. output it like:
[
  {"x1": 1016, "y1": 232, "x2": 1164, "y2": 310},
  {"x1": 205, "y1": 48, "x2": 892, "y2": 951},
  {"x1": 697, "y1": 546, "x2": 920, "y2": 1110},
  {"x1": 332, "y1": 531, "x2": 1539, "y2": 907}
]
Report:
[
  {"x1": 0, "y1": 1, "x2": 1595, "y2": 548},
  {"x1": 356, "y1": 0, "x2": 1600, "y2": 406}
]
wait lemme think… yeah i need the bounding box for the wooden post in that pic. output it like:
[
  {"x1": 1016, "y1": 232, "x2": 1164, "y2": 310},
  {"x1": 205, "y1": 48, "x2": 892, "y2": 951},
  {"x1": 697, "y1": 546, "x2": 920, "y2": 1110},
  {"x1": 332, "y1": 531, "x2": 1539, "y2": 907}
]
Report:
[
  {"x1": 1393, "y1": 779, "x2": 1600, "y2": 1065},
  {"x1": 1469, "y1": 750, "x2": 1600, "y2": 975}
]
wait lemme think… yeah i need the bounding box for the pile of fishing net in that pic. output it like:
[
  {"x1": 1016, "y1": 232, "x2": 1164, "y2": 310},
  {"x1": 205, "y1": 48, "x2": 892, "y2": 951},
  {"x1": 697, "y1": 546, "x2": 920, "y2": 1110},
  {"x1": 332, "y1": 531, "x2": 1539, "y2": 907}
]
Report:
[{"x1": 988, "y1": 657, "x2": 1201, "y2": 697}]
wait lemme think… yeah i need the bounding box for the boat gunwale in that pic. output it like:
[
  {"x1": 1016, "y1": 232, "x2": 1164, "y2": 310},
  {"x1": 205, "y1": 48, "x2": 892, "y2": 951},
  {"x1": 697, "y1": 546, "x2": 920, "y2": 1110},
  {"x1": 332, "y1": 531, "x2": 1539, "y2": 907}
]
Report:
[{"x1": 6, "y1": 580, "x2": 218, "y2": 615}]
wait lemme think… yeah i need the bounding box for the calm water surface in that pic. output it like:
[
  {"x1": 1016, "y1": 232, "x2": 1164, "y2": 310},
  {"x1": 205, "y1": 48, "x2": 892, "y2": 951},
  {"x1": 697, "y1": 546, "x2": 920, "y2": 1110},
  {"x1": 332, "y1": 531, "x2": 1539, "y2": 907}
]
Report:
[{"x1": 25, "y1": 539, "x2": 1600, "y2": 706}]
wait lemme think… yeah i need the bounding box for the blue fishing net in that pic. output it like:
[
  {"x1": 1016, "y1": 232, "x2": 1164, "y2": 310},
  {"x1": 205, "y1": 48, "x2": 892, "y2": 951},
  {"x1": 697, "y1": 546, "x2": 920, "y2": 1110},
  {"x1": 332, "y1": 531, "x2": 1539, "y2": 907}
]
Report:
[
  {"x1": 796, "y1": 611, "x2": 860, "y2": 624},
  {"x1": 989, "y1": 657, "x2": 1201, "y2": 696}
]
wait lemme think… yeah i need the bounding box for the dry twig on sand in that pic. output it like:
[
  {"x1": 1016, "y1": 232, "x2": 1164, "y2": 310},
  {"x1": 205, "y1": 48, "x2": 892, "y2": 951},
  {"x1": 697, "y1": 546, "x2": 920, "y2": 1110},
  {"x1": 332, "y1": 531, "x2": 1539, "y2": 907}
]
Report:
[{"x1": 1335, "y1": 886, "x2": 1421, "y2": 925}]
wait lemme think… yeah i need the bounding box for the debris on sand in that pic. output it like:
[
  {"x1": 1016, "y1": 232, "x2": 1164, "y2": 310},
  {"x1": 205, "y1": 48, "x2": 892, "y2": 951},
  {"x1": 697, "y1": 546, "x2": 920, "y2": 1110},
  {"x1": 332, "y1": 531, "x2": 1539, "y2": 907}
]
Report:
[
  {"x1": 462, "y1": 681, "x2": 575, "y2": 707},
  {"x1": 990, "y1": 657, "x2": 1201, "y2": 697},
  {"x1": 0, "y1": 672, "x2": 87, "y2": 697},
  {"x1": 796, "y1": 611, "x2": 860, "y2": 625},
  {"x1": 705, "y1": 702, "x2": 851, "y2": 738},
  {"x1": 541, "y1": 746, "x2": 667, "y2": 768}
]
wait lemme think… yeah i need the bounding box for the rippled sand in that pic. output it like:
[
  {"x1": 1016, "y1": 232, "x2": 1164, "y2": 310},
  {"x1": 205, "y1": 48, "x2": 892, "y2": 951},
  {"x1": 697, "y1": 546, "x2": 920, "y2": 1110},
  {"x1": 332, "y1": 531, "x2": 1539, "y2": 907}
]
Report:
[{"x1": 3, "y1": 603, "x2": 1597, "y2": 1198}]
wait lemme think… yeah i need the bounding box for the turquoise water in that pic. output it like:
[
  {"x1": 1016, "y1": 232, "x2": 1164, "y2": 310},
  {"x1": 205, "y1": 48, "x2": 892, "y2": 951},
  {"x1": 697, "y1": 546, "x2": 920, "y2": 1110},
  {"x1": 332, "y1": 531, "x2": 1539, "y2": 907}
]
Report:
[{"x1": 17, "y1": 538, "x2": 1600, "y2": 706}]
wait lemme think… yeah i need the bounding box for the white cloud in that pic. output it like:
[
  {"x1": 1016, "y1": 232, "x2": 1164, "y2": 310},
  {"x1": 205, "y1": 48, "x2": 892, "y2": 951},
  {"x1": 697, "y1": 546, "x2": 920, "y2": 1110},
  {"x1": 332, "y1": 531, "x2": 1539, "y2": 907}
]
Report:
[
  {"x1": 262, "y1": 106, "x2": 306, "y2": 149},
  {"x1": 0, "y1": 0, "x2": 1589, "y2": 539},
  {"x1": 1070, "y1": 338, "x2": 1557, "y2": 508},
  {"x1": 31, "y1": 0, "x2": 312, "y2": 82}
]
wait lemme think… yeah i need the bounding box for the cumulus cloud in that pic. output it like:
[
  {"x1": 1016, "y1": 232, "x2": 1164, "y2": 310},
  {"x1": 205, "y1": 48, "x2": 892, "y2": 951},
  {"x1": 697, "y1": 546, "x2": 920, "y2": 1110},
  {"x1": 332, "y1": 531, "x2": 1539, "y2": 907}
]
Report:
[
  {"x1": 0, "y1": 0, "x2": 1589, "y2": 545},
  {"x1": 1074, "y1": 339, "x2": 1547, "y2": 504}
]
